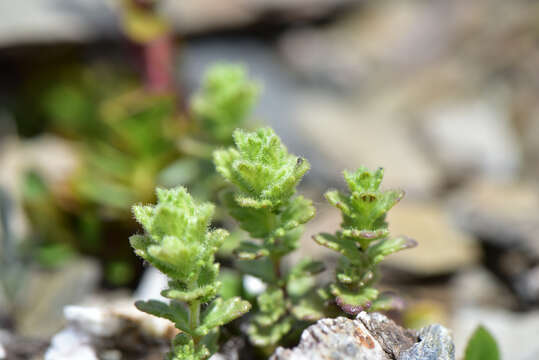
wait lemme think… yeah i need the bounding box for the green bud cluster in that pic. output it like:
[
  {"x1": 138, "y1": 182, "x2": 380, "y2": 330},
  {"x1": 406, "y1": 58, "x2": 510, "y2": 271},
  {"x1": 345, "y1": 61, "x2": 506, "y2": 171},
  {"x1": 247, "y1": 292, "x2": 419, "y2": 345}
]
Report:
[
  {"x1": 191, "y1": 64, "x2": 259, "y2": 143},
  {"x1": 314, "y1": 167, "x2": 416, "y2": 315},
  {"x1": 213, "y1": 128, "x2": 321, "y2": 348},
  {"x1": 131, "y1": 187, "x2": 251, "y2": 359}
]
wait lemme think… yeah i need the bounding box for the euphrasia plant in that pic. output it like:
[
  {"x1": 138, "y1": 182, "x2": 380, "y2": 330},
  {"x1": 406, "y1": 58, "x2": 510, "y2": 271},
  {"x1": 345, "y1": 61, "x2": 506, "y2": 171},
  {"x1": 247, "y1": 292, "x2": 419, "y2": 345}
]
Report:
[
  {"x1": 177, "y1": 64, "x2": 259, "y2": 203},
  {"x1": 213, "y1": 128, "x2": 323, "y2": 349},
  {"x1": 130, "y1": 187, "x2": 251, "y2": 359},
  {"x1": 314, "y1": 167, "x2": 417, "y2": 315},
  {"x1": 191, "y1": 64, "x2": 259, "y2": 144}
]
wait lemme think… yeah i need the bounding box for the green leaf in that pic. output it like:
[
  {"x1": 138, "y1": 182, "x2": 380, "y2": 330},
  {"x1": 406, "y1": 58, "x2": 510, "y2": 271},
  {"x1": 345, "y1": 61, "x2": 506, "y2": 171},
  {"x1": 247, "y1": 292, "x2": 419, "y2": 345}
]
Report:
[
  {"x1": 222, "y1": 191, "x2": 274, "y2": 238},
  {"x1": 213, "y1": 128, "x2": 310, "y2": 208},
  {"x1": 279, "y1": 196, "x2": 315, "y2": 231},
  {"x1": 234, "y1": 241, "x2": 270, "y2": 260},
  {"x1": 195, "y1": 297, "x2": 251, "y2": 336},
  {"x1": 367, "y1": 236, "x2": 417, "y2": 265},
  {"x1": 254, "y1": 288, "x2": 286, "y2": 326},
  {"x1": 313, "y1": 233, "x2": 359, "y2": 260},
  {"x1": 161, "y1": 282, "x2": 219, "y2": 303},
  {"x1": 287, "y1": 258, "x2": 326, "y2": 298},
  {"x1": 135, "y1": 300, "x2": 190, "y2": 333},
  {"x1": 218, "y1": 269, "x2": 243, "y2": 300},
  {"x1": 331, "y1": 283, "x2": 379, "y2": 314},
  {"x1": 247, "y1": 316, "x2": 294, "y2": 347},
  {"x1": 168, "y1": 333, "x2": 210, "y2": 360},
  {"x1": 191, "y1": 64, "x2": 259, "y2": 142},
  {"x1": 290, "y1": 291, "x2": 327, "y2": 321},
  {"x1": 465, "y1": 326, "x2": 500, "y2": 360},
  {"x1": 236, "y1": 258, "x2": 277, "y2": 284}
]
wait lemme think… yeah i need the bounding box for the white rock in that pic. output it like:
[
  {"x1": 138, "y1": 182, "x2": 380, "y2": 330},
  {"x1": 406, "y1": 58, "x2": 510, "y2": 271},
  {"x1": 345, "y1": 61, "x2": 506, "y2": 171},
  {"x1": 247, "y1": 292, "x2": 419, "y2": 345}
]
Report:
[
  {"x1": 45, "y1": 327, "x2": 98, "y2": 360},
  {"x1": 0, "y1": 343, "x2": 5, "y2": 359},
  {"x1": 64, "y1": 306, "x2": 123, "y2": 337},
  {"x1": 134, "y1": 266, "x2": 168, "y2": 301}
]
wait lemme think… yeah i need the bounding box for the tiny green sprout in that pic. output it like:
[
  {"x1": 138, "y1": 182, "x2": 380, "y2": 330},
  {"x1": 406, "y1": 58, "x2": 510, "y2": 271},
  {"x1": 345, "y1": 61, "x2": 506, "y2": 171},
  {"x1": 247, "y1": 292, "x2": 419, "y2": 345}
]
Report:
[
  {"x1": 214, "y1": 128, "x2": 322, "y2": 349},
  {"x1": 314, "y1": 166, "x2": 417, "y2": 315},
  {"x1": 130, "y1": 187, "x2": 251, "y2": 359},
  {"x1": 191, "y1": 64, "x2": 259, "y2": 143}
]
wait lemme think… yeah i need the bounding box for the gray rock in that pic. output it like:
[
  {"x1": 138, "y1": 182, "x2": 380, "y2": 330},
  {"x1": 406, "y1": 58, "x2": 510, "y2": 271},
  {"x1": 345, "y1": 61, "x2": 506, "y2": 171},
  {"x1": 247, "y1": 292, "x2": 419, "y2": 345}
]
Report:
[
  {"x1": 0, "y1": 0, "x2": 355, "y2": 46},
  {"x1": 399, "y1": 325, "x2": 455, "y2": 360},
  {"x1": 17, "y1": 258, "x2": 101, "y2": 338},
  {"x1": 451, "y1": 267, "x2": 516, "y2": 308},
  {"x1": 271, "y1": 316, "x2": 392, "y2": 360},
  {"x1": 385, "y1": 201, "x2": 479, "y2": 275},
  {"x1": 45, "y1": 300, "x2": 175, "y2": 360},
  {"x1": 271, "y1": 312, "x2": 453, "y2": 360},
  {"x1": 294, "y1": 94, "x2": 443, "y2": 197},
  {"x1": 421, "y1": 95, "x2": 522, "y2": 182},
  {"x1": 450, "y1": 180, "x2": 539, "y2": 305}
]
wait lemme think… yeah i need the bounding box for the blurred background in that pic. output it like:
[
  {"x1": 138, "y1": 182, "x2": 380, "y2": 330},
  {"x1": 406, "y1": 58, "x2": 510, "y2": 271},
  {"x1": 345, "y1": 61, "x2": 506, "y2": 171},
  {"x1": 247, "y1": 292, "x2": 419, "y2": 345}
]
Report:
[{"x1": 0, "y1": 0, "x2": 538, "y2": 359}]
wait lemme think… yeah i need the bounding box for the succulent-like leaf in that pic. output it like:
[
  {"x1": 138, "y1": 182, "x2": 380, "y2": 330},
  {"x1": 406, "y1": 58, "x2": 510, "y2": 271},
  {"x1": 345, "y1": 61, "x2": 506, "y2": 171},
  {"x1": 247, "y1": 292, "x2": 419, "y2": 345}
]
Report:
[{"x1": 195, "y1": 297, "x2": 251, "y2": 336}]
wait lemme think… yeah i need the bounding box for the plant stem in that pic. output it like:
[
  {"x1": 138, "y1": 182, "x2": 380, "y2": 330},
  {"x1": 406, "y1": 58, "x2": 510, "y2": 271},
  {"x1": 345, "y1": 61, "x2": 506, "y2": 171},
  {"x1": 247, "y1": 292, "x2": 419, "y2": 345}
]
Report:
[{"x1": 189, "y1": 300, "x2": 201, "y2": 345}]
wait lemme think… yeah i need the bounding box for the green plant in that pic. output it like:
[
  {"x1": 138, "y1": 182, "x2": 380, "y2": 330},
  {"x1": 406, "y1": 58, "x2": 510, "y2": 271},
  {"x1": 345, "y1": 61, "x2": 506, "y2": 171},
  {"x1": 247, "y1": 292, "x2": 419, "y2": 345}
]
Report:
[
  {"x1": 213, "y1": 127, "x2": 322, "y2": 350},
  {"x1": 175, "y1": 63, "x2": 260, "y2": 203},
  {"x1": 191, "y1": 64, "x2": 259, "y2": 144},
  {"x1": 465, "y1": 325, "x2": 500, "y2": 360},
  {"x1": 18, "y1": 63, "x2": 258, "y2": 283},
  {"x1": 314, "y1": 167, "x2": 417, "y2": 314},
  {"x1": 130, "y1": 187, "x2": 251, "y2": 359}
]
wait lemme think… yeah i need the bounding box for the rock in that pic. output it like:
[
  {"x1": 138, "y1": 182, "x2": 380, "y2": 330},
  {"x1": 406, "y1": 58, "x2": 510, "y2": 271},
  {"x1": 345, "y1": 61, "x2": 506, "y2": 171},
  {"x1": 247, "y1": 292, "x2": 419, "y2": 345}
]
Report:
[
  {"x1": 452, "y1": 307, "x2": 539, "y2": 360},
  {"x1": 271, "y1": 312, "x2": 454, "y2": 360},
  {"x1": 45, "y1": 300, "x2": 175, "y2": 360},
  {"x1": 17, "y1": 258, "x2": 101, "y2": 338},
  {"x1": 357, "y1": 312, "x2": 417, "y2": 359},
  {"x1": 292, "y1": 200, "x2": 479, "y2": 276},
  {"x1": 385, "y1": 201, "x2": 480, "y2": 275},
  {"x1": 294, "y1": 94, "x2": 443, "y2": 197},
  {"x1": 399, "y1": 325, "x2": 454, "y2": 360},
  {"x1": 451, "y1": 267, "x2": 516, "y2": 308},
  {"x1": 279, "y1": 1, "x2": 455, "y2": 90},
  {"x1": 449, "y1": 180, "x2": 539, "y2": 305},
  {"x1": 271, "y1": 316, "x2": 394, "y2": 360},
  {"x1": 45, "y1": 327, "x2": 98, "y2": 360},
  {"x1": 0, "y1": 330, "x2": 48, "y2": 360},
  {"x1": 134, "y1": 266, "x2": 168, "y2": 301},
  {"x1": 63, "y1": 306, "x2": 123, "y2": 337},
  {"x1": 0, "y1": 135, "x2": 78, "y2": 240},
  {"x1": 0, "y1": 0, "x2": 355, "y2": 46},
  {"x1": 421, "y1": 95, "x2": 522, "y2": 182}
]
